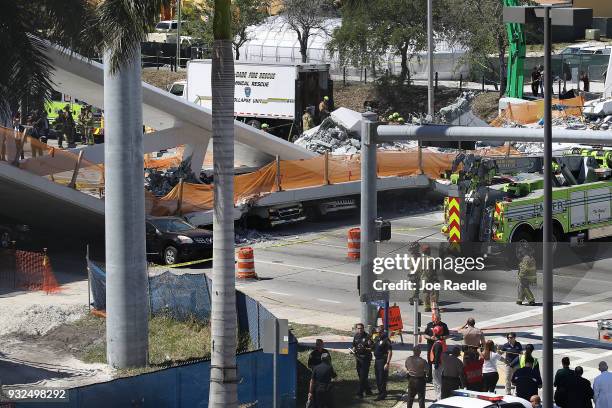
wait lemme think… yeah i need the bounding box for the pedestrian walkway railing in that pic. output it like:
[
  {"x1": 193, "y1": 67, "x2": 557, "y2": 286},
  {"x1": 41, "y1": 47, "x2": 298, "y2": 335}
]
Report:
[{"x1": 0, "y1": 126, "x2": 104, "y2": 197}]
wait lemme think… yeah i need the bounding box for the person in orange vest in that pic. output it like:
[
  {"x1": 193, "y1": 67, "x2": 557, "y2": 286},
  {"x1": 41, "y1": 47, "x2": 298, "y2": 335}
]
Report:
[
  {"x1": 430, "y1": 325, "x2": 447, "y2": 401},
  {"x1": 424, "y1": 312, "x2": 449, "y2": 383}
]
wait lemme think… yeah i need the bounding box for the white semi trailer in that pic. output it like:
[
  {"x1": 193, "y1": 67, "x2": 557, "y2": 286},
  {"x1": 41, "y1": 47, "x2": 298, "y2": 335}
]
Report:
[{"x1": 169, "y1": 60, "x2": 333, "y2": 138}]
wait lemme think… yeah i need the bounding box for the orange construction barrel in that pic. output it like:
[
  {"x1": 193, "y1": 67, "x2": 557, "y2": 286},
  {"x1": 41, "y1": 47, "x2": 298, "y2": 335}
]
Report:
[
  {"x1": 236, "y1": 247, "x2": 257, "y2": 279},
  {"x1": 347, "y1": 228, "x2": 361, "y2": 260}
]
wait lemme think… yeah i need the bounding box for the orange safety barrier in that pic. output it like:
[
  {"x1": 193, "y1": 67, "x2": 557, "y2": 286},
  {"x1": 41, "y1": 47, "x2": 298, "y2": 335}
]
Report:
[
  {"x1": 15, "y1": 249, "x2": 61, "y2": 294},
  {"x1": 236, "y1": 247, "x2": 257, "y2": 279},
  {"x1": 347, "y1": 228, "x2": 361, "y2": 260},
  {"x1": 377, "y1": 305, "x2": 404, "y2": 332}
]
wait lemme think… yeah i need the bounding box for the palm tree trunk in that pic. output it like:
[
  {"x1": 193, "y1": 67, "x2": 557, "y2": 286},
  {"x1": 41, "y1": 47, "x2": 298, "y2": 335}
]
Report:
[
  {"x1": 208, "y1": 0, "x2": 238, "y2": 406},
  {"x1": 103, "y1": 47, "x2": 148, "y2": 369}
]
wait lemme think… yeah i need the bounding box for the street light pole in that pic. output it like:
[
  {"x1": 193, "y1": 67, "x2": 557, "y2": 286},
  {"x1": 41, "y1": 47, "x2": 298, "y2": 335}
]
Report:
[
  {"x1": 427, "y1": 0, "x2": 434, "y2": 118},
  {"x1": 542, "y1": 6, "x2": 554, "y2": 408},
  {"x1": 421, "y1": 0, "x2": 434, "y2": 175}
]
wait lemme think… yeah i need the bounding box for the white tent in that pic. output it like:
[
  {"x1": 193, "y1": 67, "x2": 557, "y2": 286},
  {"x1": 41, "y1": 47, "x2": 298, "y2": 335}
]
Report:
[{"x1": 237, "y1": 16, "x2": 470, "y2": 80}]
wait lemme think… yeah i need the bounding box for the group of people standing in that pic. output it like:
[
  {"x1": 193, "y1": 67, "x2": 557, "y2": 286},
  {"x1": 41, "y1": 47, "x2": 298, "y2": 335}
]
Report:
[
  {"x1": 12, "y1": 104, "x2": 96, "y2": 156},
  {"x1": 306, "y1": 324, "x2": 393, "y2": 408},
  {"x1": 306, "y1": 311, "x2": 612, "y2": 408},
  {"x1": 554, "y1": 358, "x2": 612, "y2": 408},
  {"x1": 531, "y1": 64, "x2": 591, "y2": 97},
  {"x1": 55, "y1": 104, "x2": 95, "y2": 148}
]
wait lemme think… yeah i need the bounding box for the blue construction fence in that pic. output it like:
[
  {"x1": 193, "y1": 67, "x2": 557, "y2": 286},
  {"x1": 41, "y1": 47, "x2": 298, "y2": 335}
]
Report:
[
  {"x1": 30, "y1": 262, "x2": 298, "y2": 407},
  {"x1": 89, "y1": 261, "x2": 277, "y2": 351},
  {"x1": 15, "y1": 344, "x2": 297, "y2": 408}
]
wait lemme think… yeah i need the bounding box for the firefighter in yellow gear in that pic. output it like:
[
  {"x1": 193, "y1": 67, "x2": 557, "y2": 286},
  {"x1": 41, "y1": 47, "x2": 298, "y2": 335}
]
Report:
[
  {"x1": 517, "y1": 247, "x2": 537, "y2": 306},
  {"x1": 408, "y1": 242, "x2": 423, "y2": 306},
  {"x1": 79, "y1": 105, "x2": 95, "y2": 145},
  {"x1": 302, "y1": 109, "x2": 314, "y2": 131},
  {"x1": 420, "y1": 244, "x2": 439, "y2": 312}
]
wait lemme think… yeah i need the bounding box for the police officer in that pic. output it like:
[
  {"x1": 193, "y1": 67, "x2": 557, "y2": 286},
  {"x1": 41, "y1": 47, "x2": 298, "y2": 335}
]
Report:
[
  {"x1": 308, "y1": 339, "x2": 331, "y2": 370},
  {"x1": 420, "y1": 244, "x2": 439, "y2": 312},
  {"x1": 517, "y1": 246, "x2": 537, "y2": 306},
  {"x1": 308, "y1": 352, "x2": 336, "y2": 408},
  {"x1": 352, "y1": 322, "x2": 373, "y2": 398},
  {"x1": 372, "y1": 325, "x2": 393, "y2": 400},
  {"x1": 408, "y1": 242, "x2": 423, "y2": 305}
]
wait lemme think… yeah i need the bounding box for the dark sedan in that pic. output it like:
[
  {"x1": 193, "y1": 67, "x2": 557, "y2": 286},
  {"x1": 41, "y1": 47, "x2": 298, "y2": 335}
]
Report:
[{"x1": 146, "y1": 217, "x2": 213, "y2": 265}]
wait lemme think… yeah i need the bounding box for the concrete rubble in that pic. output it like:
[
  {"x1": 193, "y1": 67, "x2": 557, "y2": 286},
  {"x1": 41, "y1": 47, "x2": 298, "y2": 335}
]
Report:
[
  {"x1": 145, "y1": 160, "x2": 200, "y2": 197},
  {"x1": 438, "y1": 91, "x2": 476, "y2": 124},
  {"x1": 294, "y1": 110, "x2": 417, "y2": 155}
]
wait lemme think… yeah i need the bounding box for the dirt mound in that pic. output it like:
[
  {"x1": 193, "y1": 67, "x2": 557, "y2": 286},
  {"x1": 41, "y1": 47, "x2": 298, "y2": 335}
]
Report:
[
  {"x1": 333, "y1": 81, "x2": 464, "y2": 120},
  {"x1": 472, "y1": 92, "x2": 501, "y2": 123},
  {"x1": 0, "y1": 304, "x2": 86, "y2": 337},
  {"x1": 19, "y1": 314, "x2": 105, "y2": 359},
  {"x1": 142, "y1": 70, "x2": 186, "y2": 91}
]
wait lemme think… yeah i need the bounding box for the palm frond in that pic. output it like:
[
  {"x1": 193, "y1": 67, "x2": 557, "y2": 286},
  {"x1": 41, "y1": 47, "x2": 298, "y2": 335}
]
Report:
[
  {"x1": 38, "y1": 0, "x2": 102, "y2": 58},
  {"x1": 97, "y1": 0, "x2": 171, "y2": 73},
  {"x1": 0, "y1": 1, "x2": 54, "y2": 117}
]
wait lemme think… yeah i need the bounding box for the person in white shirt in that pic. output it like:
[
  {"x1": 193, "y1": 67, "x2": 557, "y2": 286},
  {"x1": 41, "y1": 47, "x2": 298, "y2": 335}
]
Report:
[
  {"x1": 594, "y1": 361, "x2": 612, "y2": 408},
  {"x1": 479, "y1": 340, "x2": 506, "y2": 393}
]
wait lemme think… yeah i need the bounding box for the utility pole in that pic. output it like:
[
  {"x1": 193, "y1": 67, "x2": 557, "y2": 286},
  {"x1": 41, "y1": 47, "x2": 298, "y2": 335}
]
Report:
[
  {"x1": 103, "y1": 47, "x2": 148, "y2": 368},
  {"x1": 360, "y1": 112, "x2": 378, "y2": 331},
  {"x1": 176, "y1": 0, "x2": 182, "y2": 69},
  {"x1": 542, "y1": 6, "x2": 554, "y2": 407}
]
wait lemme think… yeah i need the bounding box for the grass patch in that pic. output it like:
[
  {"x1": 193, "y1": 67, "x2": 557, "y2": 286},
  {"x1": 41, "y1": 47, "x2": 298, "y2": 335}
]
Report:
[
  {"x1": 293, "y1": 323, "x2": 407, "y2": 407},
  {"x1": 41, "y1": 313, "x2": 250, "y2": 377},
  {"x1": 290, "y1": 323, "x2": 351, "y2": 339}
]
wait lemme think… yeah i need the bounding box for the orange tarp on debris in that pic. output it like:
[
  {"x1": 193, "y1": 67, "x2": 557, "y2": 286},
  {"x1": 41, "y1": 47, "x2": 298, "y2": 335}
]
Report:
[
  {"x1": 150, "y1": 146, "x2": 519, "y2": 216},
  {"x1": 492, "y1": 96, "x2": 584, "y2": 126}
]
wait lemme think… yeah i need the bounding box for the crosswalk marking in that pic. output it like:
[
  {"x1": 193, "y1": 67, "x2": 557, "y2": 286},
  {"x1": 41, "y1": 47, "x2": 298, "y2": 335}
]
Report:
[{"x1": 478, "y1": 291, "x2": 612, "y2": 329}]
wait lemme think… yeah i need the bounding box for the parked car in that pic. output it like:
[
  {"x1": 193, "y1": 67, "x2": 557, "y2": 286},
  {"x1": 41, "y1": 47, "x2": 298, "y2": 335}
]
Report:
[
  {"x1": 430, "y1": 390, "x2": 530, "y2": 408},
  {"x1": 146, "y1": 217, "x2": 213, "y2": 265}
]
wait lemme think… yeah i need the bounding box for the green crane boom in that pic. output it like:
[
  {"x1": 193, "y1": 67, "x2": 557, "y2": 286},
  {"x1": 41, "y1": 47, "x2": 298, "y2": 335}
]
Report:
[{"x1": 504, "y1": 0, "x2": 526, "y2": 98}]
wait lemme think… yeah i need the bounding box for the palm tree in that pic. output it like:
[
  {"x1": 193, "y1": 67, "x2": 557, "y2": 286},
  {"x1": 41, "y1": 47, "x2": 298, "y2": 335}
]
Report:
[
  {"x1": 97, "y1": 0, "x2": 171, "y2": 369},
  {"x1": 0, "y1": 0, "x2": 98, "y2": 122},
  {"x1": 208, "y1": 0, "x2": 238, "y2": 406}
]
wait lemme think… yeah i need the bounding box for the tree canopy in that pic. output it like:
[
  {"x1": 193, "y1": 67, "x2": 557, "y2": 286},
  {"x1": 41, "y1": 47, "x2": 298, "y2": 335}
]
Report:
[
  {"x1": 183, "y1": 0, "x2": 271, "y2": 60},
  {"x1": 329, "y1": 0, "x2": 432, "y2": 84}
]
